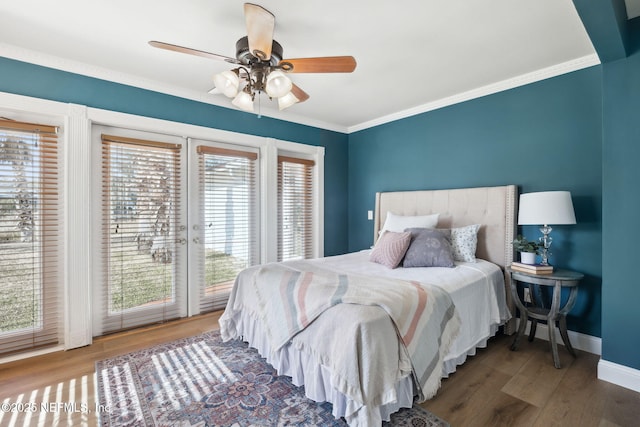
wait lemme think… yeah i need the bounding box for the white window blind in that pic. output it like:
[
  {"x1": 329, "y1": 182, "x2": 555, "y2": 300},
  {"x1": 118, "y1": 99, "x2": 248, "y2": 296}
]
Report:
[
  {"x1": 99, "y1": 134, "x2": 184, "y2": 334},
  {"x1": 0, "y1": 119, "x2": 62, "y2": 355},
  {"x1": 196, "y1": 145, "x2": 258, "y2": 313},
  {"x1": 278, "y1": 155, "x2": 314, "y2": 261}
]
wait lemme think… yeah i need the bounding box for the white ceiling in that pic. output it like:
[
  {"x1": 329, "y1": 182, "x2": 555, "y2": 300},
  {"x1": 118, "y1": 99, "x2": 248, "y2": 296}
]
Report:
[
  {"x1": 627, "y1": 0, "x2": 640, "y2": 18},
  {"x1": 0, "y1": 1, "x2": 636, "y2": 133}
]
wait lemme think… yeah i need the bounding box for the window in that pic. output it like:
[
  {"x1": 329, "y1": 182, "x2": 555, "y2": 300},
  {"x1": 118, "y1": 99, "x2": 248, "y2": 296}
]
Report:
[
  {"x1": 195, "y1": 144, "x2": 259, "y2": 312},
  {"x1": 97, "y1": 133, "x2": 185, "y2": 334},
  {"x1": 0, "y1": 119, "x2": 62, "y2": 355},
  {"x1": 278, "y1": 155, "x2": 315, "y2": 261}
]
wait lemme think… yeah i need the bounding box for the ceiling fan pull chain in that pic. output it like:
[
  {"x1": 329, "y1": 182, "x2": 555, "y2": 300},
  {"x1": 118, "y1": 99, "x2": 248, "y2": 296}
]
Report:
[{"x1": 257, "y1": 92, "x2": 262, "y2": 118}]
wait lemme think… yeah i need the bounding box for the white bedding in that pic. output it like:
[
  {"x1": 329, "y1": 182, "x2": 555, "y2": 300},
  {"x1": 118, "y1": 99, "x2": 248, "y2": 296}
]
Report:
[
  {"x1": 315, "y1": 250, "x2": 511, "y2": 365},
  {"x1": 219, "y1": 250, "x2": 510, "y2": 426}
]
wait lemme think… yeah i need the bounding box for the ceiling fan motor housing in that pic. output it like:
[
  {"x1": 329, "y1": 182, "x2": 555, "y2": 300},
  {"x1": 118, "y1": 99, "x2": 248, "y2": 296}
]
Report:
[{"x1": 235, "y1": 36, "x2": 283, "y2": 66}]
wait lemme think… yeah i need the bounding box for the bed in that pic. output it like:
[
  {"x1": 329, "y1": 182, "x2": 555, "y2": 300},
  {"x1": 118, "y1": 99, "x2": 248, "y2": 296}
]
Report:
[{"x1": 219, "y1": 185, "x2": 517, "y2": 426}]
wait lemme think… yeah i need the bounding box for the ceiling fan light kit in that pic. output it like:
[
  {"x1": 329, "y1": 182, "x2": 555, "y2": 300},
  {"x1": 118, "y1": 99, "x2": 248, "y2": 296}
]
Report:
[
  {"x1": 231, "y1": 88, "x2": 255, "y2": 112},
  {"x1": 212, "y1": 69, "x2": 240, "y2": 98},
  {"x1": 277, "y1": 91, "x2": 300, "y2": 111},
  {"x1": 150, "y1": 3, "x2": 356, "y2": 113},
  {"x1": 265, "y1": 70, "x2": 292, "y2": 98}
]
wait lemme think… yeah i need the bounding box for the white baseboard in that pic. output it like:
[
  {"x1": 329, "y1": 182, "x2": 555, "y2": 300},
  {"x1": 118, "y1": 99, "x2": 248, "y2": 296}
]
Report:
[
  {"x1": 519, "y1": 319, "x2": 602, "y2": 355},
  {"x1": 598, "y1": 359, "x2": 640, "y2": 393},
  {"x1": 518, "y1": 320, "x2": 640, "y2": 393},
  {"x1": 0, "y1": 345, "x2": 64, "y2": 365}
]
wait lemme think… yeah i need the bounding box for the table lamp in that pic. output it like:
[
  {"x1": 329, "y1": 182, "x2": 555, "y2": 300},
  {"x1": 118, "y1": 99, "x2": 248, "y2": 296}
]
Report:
[{"x1": 517, "y1": 191, "x2": 576, "y2": 266}]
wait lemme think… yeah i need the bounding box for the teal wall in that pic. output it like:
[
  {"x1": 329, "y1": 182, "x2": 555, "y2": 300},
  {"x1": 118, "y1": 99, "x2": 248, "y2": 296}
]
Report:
[
  {"x1": 348, "y1": 67, "x2": 603, "y2": 338},
  {"x1": 573, "y1": 0, "x2": 633, "y2": 61},
  {"x1": 3, "y1": 5, "x2": 640, "y2": 372},
  {"x1": 602, "y1": 49, "x2": 640, "y2": 370},
  {"x1": 0, "y1": 57, "x2": 349, "y2": 257}
]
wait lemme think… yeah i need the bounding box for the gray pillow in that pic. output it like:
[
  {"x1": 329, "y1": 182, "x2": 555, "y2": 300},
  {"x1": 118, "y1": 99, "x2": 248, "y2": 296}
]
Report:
[{"x1": 402, "y1": 228, "x2": 455, "y2": 268}]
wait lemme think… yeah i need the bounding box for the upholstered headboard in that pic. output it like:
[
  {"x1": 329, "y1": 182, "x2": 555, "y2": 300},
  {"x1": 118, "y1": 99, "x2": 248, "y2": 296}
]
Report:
[{"x1": 373, "y1": 185, "x2": 518, "y2": 333}]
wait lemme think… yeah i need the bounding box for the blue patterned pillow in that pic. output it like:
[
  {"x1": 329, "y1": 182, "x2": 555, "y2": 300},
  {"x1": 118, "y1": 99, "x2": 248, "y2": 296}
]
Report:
[{"x1": 402, "y1": 228, "x2": 455, "y2": 268}]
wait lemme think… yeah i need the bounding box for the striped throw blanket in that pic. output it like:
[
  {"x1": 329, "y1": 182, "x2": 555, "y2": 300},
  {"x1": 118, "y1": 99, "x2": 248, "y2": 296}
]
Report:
[{"x1": 250, "y1": 261, "x2": 461, "y2": 401}]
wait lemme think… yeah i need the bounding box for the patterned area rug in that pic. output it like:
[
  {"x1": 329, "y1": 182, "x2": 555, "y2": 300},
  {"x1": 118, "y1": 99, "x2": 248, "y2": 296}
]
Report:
[{"x1": 96, "y1": 330, "x2": 449, "y2": 426}]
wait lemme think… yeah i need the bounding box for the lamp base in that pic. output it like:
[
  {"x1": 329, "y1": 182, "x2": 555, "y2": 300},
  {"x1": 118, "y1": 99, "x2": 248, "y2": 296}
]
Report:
[{"x1": 539, "y1": 224, "x2": 553, "y2": 266}]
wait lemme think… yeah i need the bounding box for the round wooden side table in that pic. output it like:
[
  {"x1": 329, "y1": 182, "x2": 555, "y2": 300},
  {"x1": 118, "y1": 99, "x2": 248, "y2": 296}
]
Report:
[{"x1": 507, "y1": 266, "x2": 583, "y2": 369}]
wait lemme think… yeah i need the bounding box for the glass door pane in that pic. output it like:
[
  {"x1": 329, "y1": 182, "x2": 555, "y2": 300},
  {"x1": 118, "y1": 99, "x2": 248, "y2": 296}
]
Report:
[
  {"x1": 188, "y1": 141, "x2": 259, "y2": 314},
  {"x1": 0, "y1": 124, "x2": 61, "y2": 354}
]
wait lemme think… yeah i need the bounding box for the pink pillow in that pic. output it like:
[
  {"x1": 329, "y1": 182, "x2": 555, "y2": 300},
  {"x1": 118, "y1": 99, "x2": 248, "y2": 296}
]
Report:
[{"x1": 370, "y1": 231, "x2": 411, "y2": 268}]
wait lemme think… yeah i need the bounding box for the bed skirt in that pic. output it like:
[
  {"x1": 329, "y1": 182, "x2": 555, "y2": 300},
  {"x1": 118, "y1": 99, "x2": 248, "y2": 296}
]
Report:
[{"x1": 223, "y1": 310, "x2": 501, "y2": 426}]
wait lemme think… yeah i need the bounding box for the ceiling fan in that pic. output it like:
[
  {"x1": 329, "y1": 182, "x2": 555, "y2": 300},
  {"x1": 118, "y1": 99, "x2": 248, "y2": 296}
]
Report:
[{"x1": 149, "y1": 3, "x2": 357, "y2": 112}]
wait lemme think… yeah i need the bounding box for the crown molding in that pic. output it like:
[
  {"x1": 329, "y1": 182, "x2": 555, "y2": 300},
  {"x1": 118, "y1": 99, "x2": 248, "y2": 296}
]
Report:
[
  {"x1": 347, "y1": 53, "x2": 601, "y2": 133},
  {"x1": 1, "y1": 43, "x2": 600, "y2": 135}
]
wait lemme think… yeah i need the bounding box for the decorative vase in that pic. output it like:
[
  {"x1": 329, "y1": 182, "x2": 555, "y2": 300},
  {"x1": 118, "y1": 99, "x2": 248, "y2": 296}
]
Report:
[{"x1": 520, "y1": 252, "x2": 536, "y2": 265}]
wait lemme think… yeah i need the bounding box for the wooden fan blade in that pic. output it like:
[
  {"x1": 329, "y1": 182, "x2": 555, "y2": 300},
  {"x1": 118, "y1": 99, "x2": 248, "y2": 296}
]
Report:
[
  {"x1": 244, "y1": 3, "x2": 275, "y2": 61},
  {"x1": 291, "y1": 84, "x2": 310, "y2": 103},
  {"x1": 149, "y1": 41, "x2": 240, "y2": 64},
  {"x1": 279, "y1": 56, "x2": 357, "y2": 73}
]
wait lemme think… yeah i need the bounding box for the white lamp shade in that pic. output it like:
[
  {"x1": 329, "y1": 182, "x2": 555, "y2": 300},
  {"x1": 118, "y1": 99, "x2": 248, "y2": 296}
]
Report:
[
  {"x1": 212, "y1": 70, "x2": 239, "y2": 98},
  {"x1": 518, "y1": 191, "x2": 576, "y2": 225},
  {"x1": 277, "y1": 91, "x2": 300, "y2": 110},
  {"x1": 231, "y1": 90, "x2": 254, "y2": 112},
  {"x1": 265, "y1": 70, "x2": 293, "y2": 98}
]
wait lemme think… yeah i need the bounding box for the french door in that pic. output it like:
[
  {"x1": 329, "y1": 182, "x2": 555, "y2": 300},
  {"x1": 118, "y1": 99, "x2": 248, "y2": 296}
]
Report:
[
  {"x1": 187, "y1": 139, "x2": 259, "y2": 314},
  {"x1": 92, "y1": 126, "x2": 188, "y2": 335},
  {"x1": 92, "y1": 127, "x2": 260, "y2": 335}
]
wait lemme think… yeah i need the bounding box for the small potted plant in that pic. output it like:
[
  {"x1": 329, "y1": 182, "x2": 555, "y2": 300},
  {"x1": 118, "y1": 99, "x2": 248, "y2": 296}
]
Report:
[{"x1": 512, "y1": 235, "x2": 540, "y2": 264}]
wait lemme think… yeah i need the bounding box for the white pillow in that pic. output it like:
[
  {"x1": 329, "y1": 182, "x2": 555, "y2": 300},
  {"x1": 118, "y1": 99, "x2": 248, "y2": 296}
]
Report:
[
  {"x1": 381, "y1": 211, "x2": 440, "y2": 233},
  {"x1": 449, "y1": 224, "x2": 481, "y2": 262}
]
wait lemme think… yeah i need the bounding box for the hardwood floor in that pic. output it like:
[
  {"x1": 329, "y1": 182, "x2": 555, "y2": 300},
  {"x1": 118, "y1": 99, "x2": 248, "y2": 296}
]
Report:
[
  {"x1": 0, "y1": 312, "x2": 222, "y2": 427},
  {"x1": 0, "y1": 312, "x2": 638, "y2": 426},
  {"x1": 424, "y1": 333, "x2": 640, "y2": 427}
]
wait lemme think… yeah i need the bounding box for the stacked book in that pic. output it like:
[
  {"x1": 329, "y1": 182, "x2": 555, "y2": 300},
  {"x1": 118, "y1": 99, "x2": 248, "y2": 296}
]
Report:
[{"x1": 511, "y1": 262, "x2": 554, "y2": 274}]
